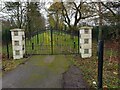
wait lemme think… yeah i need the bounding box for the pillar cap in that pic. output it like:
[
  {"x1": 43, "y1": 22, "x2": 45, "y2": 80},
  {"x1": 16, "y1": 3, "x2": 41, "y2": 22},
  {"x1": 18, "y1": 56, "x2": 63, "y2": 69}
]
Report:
[
  {"x1": 80, "y1": 26, "x2": 93, "y2": 29},
  {"x1": 10, "y1": 28, "x2": 25, "y2": 32}
]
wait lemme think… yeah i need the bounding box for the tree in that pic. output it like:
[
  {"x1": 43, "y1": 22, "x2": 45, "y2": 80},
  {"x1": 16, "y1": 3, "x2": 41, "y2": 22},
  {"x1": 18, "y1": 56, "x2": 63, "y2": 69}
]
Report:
[
  {"x1": 21, "y1": 1, "x2": 46, "y2": 43},
  {"x1": 97, "y1": 1, "x2": 120, "y2": 89},
  {"x1": 5, "y1": 2, "x2": 26, "y2": 28},
  {"x1": 26, "y1": 2, "x2": 45, "y2": 32},
  {"x1": 48, "y1": 2, "x2": 64, "y2": 30},
  {"x1": 47, "y1": 1, "x2": 98, "y2": 36},
  {"x1": 61, "y1": 1, "x2": 97, "y2": 31},
  {"x1": 101, "y1": 2, "x2": 120, "y2": 40},
  {"x1": 3, "y1": 1, "x2": 46, "y2": 32}
]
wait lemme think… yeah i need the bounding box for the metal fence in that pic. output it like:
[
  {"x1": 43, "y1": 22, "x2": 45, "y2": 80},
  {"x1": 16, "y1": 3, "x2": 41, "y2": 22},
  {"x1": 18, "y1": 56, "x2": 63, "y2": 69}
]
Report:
[{"x1": 25, "y1": 29, "x2": 79, "y2": 55}]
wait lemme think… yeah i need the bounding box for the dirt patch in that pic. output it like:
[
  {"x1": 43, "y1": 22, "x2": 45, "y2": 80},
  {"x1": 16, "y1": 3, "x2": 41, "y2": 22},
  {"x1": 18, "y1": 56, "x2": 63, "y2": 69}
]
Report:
[
  {"x1": 104, "y1": 40, "x2": 119, "y2": 51},
  {"x1": 63, "y1": 65, "x2": 89, "y2": 88}
]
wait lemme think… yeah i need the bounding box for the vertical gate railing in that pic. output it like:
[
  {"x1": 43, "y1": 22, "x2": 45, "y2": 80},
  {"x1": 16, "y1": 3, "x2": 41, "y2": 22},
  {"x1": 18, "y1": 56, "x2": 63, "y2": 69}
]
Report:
[
  {"x1": 50, "y1": 28, "x2": 53, "y2": 55},
  {"x1": 25, "y1": 28, "x2": 79, "y2": 55},
  {"x1": 78, "y1": 30, "x2": 80, "y2": 54}
]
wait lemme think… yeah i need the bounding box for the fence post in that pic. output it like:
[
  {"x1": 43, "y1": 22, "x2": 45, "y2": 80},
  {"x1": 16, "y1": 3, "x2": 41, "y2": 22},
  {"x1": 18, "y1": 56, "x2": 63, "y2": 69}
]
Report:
[
  {"x1": 32, "y1": 43, "x2": 34, "y2": 50},
  {"x1": 98, "y1": 2, "x2": 104, "y2": 89},
  {"x1": 6, "y1": 30, "x2": 9, "y2": 59},
  {"x1": 78, "y1": 30, "x2": 80, "y2": 54},
  {"x1": 74, "y1": 41, "x2": 75, "y2": 49},
  {"x1": 37, "y1": 29, "x2": 39, "y2": 44},
  {"x1": 98, "y1": 40, "x2": 104, "y2": 89},
  {"x1": 25, "y1": 32, "x2": 27, "y2": 55}
]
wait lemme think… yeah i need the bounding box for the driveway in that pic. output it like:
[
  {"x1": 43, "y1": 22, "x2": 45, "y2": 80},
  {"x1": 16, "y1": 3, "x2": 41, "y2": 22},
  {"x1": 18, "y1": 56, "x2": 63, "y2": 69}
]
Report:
[{"x1": 2, "y1": 55, "x2": 72, "y2": 88}]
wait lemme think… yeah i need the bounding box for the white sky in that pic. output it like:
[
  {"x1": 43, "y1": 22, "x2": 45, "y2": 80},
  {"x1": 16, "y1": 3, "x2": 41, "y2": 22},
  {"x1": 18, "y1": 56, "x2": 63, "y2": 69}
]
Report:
[
  {"x1": 0, "y1": 0, "x2": 119, "y2": 2},
  {"x1": 0, "y1": 0, "x2": 119, "y2": 25}
]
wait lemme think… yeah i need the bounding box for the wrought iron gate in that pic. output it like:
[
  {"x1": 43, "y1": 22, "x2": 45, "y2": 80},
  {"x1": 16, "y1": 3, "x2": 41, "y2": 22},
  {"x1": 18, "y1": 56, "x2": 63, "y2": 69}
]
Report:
[{"x1": 25, "y1": 29, "x2": 79, "y2": 55}]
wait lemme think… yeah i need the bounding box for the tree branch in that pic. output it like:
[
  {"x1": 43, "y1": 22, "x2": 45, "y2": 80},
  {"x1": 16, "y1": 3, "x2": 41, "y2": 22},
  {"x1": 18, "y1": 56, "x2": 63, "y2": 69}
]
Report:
[
  {"x1": 61, "y1": 2, "x2": 71, "y2": 27},
  {"x1": 101, "y1": 2, "x2": 116, "y2": 16}
]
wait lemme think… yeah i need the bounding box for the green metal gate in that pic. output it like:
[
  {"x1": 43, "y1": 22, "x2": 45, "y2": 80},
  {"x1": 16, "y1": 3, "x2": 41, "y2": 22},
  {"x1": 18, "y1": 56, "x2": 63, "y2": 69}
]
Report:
[{"x1": 25, "y1": 29, "x2": 79, "y2": 55}]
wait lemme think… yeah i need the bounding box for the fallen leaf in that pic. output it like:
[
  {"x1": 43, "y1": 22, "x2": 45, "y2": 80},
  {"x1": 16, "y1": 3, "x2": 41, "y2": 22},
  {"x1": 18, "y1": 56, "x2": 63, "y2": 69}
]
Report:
[{"x1": 113, "y1": 71, "x2": 118, "y2": 75}]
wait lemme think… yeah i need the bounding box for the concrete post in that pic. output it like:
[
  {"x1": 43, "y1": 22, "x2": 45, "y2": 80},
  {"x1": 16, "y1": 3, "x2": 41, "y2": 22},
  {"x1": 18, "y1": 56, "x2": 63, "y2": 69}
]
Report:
[
  {"x1": 79, "y1": 26, "x2": 92, "y2": 58},
  {"x1": 10, "y1": 29, "x2": 25, "y2": 59}
]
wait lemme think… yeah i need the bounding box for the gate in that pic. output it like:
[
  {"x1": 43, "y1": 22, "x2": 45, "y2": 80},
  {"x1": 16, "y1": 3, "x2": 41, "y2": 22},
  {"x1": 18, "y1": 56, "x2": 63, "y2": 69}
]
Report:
[{"x1": 25, "y1": 29, "x2": 79, "y2": 55}]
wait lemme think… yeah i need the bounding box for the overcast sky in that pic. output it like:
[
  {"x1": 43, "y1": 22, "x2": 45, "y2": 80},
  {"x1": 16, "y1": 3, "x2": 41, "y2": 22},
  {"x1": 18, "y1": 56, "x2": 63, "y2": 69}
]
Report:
[{"x1": 0, "y1": 0, "x2": 119, "y2": 25}]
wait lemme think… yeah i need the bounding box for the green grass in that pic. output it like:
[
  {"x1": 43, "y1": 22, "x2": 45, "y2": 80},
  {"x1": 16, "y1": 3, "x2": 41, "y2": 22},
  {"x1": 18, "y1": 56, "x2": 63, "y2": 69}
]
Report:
[{"x1": 2, "y1": 44, "x2": 13, "y2": 58}]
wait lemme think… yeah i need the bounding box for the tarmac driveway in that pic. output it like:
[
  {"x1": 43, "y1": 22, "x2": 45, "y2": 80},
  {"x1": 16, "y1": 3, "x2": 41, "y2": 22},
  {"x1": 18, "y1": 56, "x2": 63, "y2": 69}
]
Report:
[{"x1": 2, "y1": 55, "x2": 72, "y2": 88}]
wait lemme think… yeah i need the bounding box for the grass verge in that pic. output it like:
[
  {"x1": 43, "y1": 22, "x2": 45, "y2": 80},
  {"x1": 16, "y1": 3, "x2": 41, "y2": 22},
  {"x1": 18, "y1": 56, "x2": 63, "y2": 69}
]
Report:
[
  {"x1": 72, "y1": 41, "x2": 119, "y2": 88},
  {"x1": 2, "y1": 57, "x2": 29, "y2": 74}
]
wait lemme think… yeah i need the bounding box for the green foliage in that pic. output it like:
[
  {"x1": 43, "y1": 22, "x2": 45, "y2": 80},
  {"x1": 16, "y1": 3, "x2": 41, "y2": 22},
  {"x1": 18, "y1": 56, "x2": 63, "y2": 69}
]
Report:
[
  {"x1": 48, "y1": 2, "x2": 65, "y2": 30},
  {"x1": 28, "y1": 2, "x2": 45, "y2": 29},
  {"x1": 2, "y1": 30, "x2": 11, "y2": 44},
  {"x1": 26, "y1": 2, "x2": 45, "y2": 35},
  {"x1": 92, "y1": 26, "x2": 99, "y2": 40},
  {"x1": 2, "y1": 20, "x2": 12, "y2": 45},
  {"x1": 92, "y1": 25, "x2": 119, "y2": 40},
  {"x1": 48, "y1": 15, "x2": 56, "y2": 29},
  {"x1": 48, "y1": 2, "x2": 62, "y2": 12}
]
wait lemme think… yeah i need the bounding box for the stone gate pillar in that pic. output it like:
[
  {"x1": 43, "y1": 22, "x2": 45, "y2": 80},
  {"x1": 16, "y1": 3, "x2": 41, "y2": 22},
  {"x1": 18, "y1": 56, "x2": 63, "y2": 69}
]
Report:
[
  {"x1": 79, "y1": 26, "x2": 92, "y2": 58},
  {"x1": 10, "y1": 29, "x2": 25, "y2": 59}
]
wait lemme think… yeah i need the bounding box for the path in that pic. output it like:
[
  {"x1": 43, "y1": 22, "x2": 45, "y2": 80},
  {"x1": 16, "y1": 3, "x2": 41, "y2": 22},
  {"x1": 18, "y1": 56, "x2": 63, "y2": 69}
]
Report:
[
  {"x1": 2, "y1": 55, "x2": 88, "y2": 88},
  {"x1": 2, "y1": 55, "x2": 72, "y2": 88},
  {"x1": 63, "y1": 65, "x2": 89, "y2": 88}
]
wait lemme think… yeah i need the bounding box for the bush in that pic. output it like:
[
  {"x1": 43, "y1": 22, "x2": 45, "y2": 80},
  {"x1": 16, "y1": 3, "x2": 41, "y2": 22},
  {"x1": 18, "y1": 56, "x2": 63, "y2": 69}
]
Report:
[{"x1": 2, "y1": 29, "x2": 11, "y2": 45}]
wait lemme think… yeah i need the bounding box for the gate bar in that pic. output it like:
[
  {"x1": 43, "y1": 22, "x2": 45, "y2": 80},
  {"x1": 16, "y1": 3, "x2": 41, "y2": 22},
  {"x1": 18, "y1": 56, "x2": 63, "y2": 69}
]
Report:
[
  {"x1": 51, "y1": 28, "x2": 53, "y2": 54},
  {"x1": 78, "y1": 30, "x2": 80, "y2": 54}
]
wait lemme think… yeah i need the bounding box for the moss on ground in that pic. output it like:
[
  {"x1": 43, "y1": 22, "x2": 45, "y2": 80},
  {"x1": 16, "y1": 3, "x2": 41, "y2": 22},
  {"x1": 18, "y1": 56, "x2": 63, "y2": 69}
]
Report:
[
  {"x1": 22, "y1": 73, "x2": 48, "y2": 85},
  {"x1": 21, "y1": 55, "x2": 74, "y2": 85},
  {"x1": 30, "y1": 55, "x2": 73, "y2": 74}
]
